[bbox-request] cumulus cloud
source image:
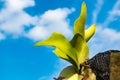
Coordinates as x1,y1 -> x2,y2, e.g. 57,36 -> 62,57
0,10 -> 36,36
4,0 -> 35,10
92,0 -> 104,23
0,1 -> 75,80
0,1 -> 74,79
0,0 -> 74,40
90,0 -> 120,57
89,24 -> 120,58
26,8 -> 74,41
0,32 -> 5,40
103,0 -> 120,26
0,0 -> 35,37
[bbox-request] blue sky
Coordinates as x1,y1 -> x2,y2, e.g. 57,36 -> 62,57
0,0 -> 120,80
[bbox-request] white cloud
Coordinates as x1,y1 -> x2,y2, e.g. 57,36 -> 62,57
26,26 -> 48,40
0,0 -> 74,79
0,0 -> 74,40
103,0 -> 120,27
0,0 -> 35,37
0,32 -> 5,40
89,24 -> 120,58
4,0 -> 35,11
0,10 -> 36,36
92,0 -> 104,23
26,8 -> 74,41
90,0 -> 120,57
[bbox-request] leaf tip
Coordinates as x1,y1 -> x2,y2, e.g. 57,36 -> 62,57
82,2 -> 86,9
92,24 -> 96,31
82,2 -> 86,6
93,24 -> 96,27
34,42 -> 41,46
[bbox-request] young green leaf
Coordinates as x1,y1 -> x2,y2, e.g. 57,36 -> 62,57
34,32 -> 78,64
35,2 -> 97,79
53,48 -> 77,67
85,24 -> 96,42
59,66 -> 83,80
74,2 -> 86,36
70,34 -> 89,68
53,48 -> 69,61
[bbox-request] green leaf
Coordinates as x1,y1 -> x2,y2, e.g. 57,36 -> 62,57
85,24 -> 96,42
34,2 -> 96,72
70,34 -> 89,69
70,34 -> 83,52
74,2 -> 86,36
53,48 -> 69,60
78,40 -> 89,64
59,66 -> 83,80
35,32 -> 77,64
53,49 -> 77,67
59,66 -> 96,80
